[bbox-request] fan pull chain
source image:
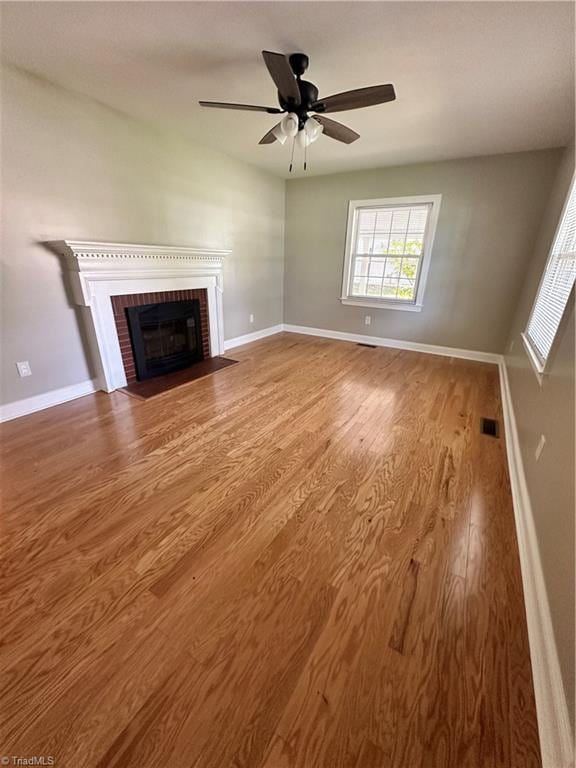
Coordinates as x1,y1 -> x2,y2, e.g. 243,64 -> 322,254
304,139 -> 307,172
289,136 -> 296,173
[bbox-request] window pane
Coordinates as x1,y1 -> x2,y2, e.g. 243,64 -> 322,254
358,210 -> 377,233
382,281 -> 398,298
352,277 -> 367,295
369,259 -> 385,278
356,235 -> 373,254
384,257 -> 402,277
367,278 -> 383,296
409,207 -> 429,230
401,258 -> 419,280
376,210 -> 393,231
354,257 -> 369,277
398,279 -> 416,300
404,237 -> 424,256
373,235 -> 390,254
391,208 -> 410,233
388,237 -> 406,255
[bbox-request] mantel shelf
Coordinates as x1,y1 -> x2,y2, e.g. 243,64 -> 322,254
56,240 -> 231,268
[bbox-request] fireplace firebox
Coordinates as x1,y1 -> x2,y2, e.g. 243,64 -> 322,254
125,300 -> 203,381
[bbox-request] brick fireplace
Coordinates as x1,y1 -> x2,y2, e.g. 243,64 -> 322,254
111,289 -> 211,384
58,240 -> 230,392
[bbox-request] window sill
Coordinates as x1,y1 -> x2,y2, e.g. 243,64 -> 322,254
340,296 -> 423,312
521,332 -> 546,387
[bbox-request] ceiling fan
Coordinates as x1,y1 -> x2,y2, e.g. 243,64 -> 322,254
199,51 -> 396,170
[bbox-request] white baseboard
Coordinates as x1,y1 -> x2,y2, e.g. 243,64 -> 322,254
499,360 -> 574,768
225,322 -> 503,364
282,323 -> 502,364
223,324 -> 284,351
0,324 -> 285,422
1,325 -> 497,423
0,379 -> 98,423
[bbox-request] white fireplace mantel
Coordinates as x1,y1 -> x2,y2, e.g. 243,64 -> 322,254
57,240 -> 230,393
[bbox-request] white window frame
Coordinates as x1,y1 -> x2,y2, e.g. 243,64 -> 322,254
340,194 -> 442,312
521,172 -> 576,385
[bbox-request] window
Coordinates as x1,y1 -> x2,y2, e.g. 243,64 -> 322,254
523,174 -> 576,378
341,195 -> 442,311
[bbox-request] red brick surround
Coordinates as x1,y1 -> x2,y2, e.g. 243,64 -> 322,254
111,289 -> 210,384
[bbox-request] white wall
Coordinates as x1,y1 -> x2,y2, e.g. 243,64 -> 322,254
505,144 -> 575,732
284,151 -> 563,353
0,65 -> 285,405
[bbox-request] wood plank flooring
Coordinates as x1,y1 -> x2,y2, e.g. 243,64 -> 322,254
0,333 -> 541,767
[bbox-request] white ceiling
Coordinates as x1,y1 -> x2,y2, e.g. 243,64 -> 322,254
1,1 -> 574,178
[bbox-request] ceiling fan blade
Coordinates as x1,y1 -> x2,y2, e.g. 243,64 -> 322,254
262,51 -> 301,105
259,124 -> 280,144
199,101 -> 282,114
314,115 -> 360,144
313,84 -> 396,113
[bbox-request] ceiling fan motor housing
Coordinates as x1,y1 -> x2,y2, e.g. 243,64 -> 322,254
279,79 -> 320,128
288,53 -> 309,76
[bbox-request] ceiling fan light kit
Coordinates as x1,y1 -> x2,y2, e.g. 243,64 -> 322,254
280,112 -> 299,138
271,112 -> 299,150
200,50 -> 396,172
271,123 -> 288,145
304,117 -> 324,143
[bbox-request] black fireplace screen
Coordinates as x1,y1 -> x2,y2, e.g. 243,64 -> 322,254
125,300 -> 203,381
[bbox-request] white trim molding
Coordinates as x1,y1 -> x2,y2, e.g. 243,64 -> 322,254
224,324 -> 284,351
0,380 -> 97,423
521,331 -> 546,386
0,324 -> 501,421
56,240 -> 230,393
523,172 -> 576,378
341,194 -> 442,312
340,296 -> 423,312
282,324 -> 501,364
499,359 -> 574,768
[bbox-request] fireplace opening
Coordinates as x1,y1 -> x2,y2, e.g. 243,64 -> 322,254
125,300 -> 203,381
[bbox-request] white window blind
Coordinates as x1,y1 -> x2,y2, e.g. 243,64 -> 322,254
525,176 -> 576,369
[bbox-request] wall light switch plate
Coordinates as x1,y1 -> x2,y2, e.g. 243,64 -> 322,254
16,361 -> 32,377
535,434 -> 546,461
509,339 -> 515,352
364,315 -> 371,326
249,314 -> 254,324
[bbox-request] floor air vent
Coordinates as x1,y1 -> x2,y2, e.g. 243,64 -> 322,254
481,417 -> 499,438
357,343 -> 377,348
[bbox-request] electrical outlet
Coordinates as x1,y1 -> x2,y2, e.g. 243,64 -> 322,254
249,314 -> 254,324
16,361 -> 32,377
364,315 -> 371,326
535,434 -> 546,461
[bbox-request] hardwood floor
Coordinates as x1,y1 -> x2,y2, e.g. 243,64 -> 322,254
0,333 -> 541,767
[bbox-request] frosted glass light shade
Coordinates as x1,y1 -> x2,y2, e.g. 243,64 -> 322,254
296,129 -> 309,148
281,113 -> 299,138
304,117 -> 324,144
272,123 -> 288,145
